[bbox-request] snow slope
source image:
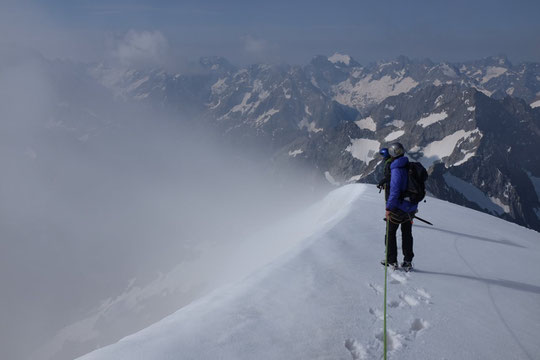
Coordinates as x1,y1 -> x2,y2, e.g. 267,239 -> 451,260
78,184 -> 540,360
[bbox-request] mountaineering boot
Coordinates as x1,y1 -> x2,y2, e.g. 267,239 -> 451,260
381,260 -> 398,269
401,261 -> 413,272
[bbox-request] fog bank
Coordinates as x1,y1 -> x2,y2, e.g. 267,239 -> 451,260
0,48 -> 327,360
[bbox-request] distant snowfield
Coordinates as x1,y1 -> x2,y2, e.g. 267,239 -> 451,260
78,185 -> 540,360
211,78 -> 227,95
482,66 -> 508,84
328,53 -> 351,65
288,149 -> 303,157
332,75 -> 418,109
346,138 -> 381,164
419,129 -> 481,168
417,111 -> 448,128
386,119 -> 404,128
384,130 -> 405,142
355,116 -> 376,131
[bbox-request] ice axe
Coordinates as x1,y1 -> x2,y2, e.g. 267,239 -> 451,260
412,215 -> 433,226
382,215 -> 433,226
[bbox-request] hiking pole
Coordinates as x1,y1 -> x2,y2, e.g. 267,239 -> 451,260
413,215 -> 433,226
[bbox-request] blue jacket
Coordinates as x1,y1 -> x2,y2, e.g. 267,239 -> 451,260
386,156 -> 418,213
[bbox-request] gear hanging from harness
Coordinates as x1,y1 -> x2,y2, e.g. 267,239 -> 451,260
387,208 -> 415,224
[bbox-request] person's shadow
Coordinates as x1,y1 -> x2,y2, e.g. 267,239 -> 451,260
413,269 -> 540,295
413,225 -> 537,360
415,224 -> 526,248
413,225 -> 538,293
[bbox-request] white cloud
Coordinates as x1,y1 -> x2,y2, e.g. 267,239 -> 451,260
239,35 -> 281,64
242,35 -> 267,55
114,30 -> 170,68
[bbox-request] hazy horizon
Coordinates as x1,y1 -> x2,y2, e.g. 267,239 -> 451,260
1,0 -> 539,70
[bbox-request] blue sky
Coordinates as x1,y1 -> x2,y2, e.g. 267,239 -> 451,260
2,0 -> 540,66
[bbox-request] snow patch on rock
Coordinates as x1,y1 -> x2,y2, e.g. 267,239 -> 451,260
386,120 -> 405,128
434,95 -> 444,107
384,130 -> 405,142
490,197 -> 510,214
355,117 -> 376,131
288,149 -> 303,157
282,87 -> 291,99
211,78 -> 227,95
328,53 -> 351,65
441,64 -> 457,78
453,151 -> 476,166
482,67 -> 508,84
346,138 -> 381,164
417,112 -> 448,128
299,118 -> 323,133
348,174 -> 362,183
126,76 -> 150,93
231,93 -> 253,114
419,129 -> 480,168
332,75 -> 418,109
255,109 -> 279,126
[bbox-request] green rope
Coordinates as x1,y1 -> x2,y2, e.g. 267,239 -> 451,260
383,217 -> 389,360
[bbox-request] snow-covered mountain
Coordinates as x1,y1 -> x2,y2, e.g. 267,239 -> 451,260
96,54 -> 540,113
77,184 -> 540,360
87,54 -> 540,232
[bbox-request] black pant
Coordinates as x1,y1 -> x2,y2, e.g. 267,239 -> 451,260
385,220 -> 414,263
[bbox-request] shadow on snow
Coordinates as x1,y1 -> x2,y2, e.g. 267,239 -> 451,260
415,224 -> 526,249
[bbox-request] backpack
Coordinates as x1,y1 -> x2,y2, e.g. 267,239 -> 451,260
401,162 -> 428,204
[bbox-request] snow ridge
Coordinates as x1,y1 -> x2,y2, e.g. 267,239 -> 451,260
77,185 -> 540,360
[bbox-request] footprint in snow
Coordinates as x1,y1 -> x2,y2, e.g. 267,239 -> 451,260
389,272 -> 407,285
368,282 -> 383,295
410,318 -> 429,335
344,339 -> 367,360
415,288 -> 432,304
375,329 -> 404,352
362,266 -> 433,358
369,307 -> 384,320
399,292 -> 419,307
